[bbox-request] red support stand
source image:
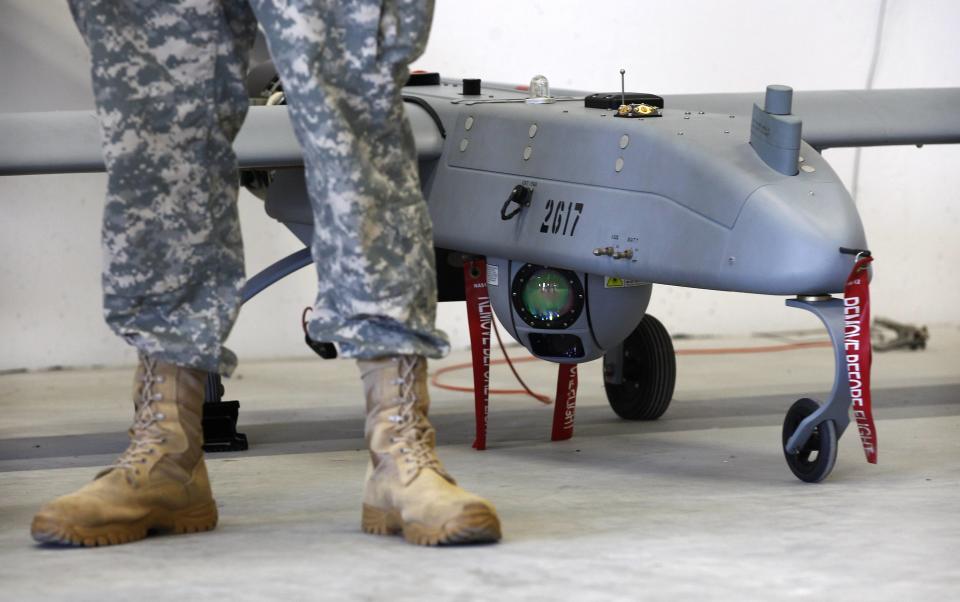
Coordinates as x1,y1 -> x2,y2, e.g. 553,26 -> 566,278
551,364 -> 578,441
462,257 -> 580,447
845,255 -> 877,463
463,258 -> 491,450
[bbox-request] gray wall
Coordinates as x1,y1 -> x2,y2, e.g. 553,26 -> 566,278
2,0 -> 959,371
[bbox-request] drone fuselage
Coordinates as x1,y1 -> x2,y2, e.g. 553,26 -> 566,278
412,83 -> 867,297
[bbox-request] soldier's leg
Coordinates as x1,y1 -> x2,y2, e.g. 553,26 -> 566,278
31,0 -> 258,547
252,0 -> 500,545
250,0 -> 449,360
72,0 -> 258,376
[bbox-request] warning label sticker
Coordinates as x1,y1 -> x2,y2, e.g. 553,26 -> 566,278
487,264 -> 499,286
604,276 -> 647,288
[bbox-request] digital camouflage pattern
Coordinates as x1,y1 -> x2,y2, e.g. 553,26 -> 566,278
69,0 -> 448,375
250,0 -> 448,361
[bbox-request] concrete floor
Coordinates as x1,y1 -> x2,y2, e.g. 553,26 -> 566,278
1,327 -> 958,601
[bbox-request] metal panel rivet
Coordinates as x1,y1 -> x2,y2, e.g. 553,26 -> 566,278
619,134 -> 629,149
529,124 -> 538,138
523,145 -> 533,160
459,139 -> 469,152
464,116 -> 475,130
615,157 -> 624,172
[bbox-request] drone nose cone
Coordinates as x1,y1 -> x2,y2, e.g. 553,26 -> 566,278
728,176 -> 867,295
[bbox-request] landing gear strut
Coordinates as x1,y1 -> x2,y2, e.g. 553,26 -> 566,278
781,291 -> 874,483
200,247 -> 314,452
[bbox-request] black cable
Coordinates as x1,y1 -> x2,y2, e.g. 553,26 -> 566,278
402,95 -> 446,139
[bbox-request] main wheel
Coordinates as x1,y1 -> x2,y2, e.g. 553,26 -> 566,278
782,398 -> 838,483
603,314 -> 676,420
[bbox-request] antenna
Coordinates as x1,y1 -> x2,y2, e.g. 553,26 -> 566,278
620,69 -> 626,107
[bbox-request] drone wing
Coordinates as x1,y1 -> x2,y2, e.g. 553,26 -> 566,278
0,103 -> 444,176
663,88 -> 960,150
4,88 -> 955,175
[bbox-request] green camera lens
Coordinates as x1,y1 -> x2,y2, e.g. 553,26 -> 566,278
520,269 -> 574,323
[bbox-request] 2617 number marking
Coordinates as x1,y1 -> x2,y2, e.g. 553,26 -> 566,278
540,200 -> 583,237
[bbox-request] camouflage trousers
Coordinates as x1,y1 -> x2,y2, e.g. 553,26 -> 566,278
69,0 -> 449,375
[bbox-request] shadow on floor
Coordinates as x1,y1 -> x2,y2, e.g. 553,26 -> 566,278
2,384 -> 957,471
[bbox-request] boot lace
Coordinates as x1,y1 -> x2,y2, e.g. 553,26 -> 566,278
108,356 -> 167,481
389,357 -> 444,473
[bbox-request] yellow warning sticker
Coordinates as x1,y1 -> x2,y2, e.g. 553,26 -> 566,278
604,277 -> 647,288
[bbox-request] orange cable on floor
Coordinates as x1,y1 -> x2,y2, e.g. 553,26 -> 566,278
430,336 -> 831,400
674,340 -> 831,355
430,320 -> 552,403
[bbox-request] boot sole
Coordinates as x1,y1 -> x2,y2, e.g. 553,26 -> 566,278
361,503 -> 501,546
30,500 -> 218,547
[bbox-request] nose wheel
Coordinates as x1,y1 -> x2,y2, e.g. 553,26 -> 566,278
602,314 -> 676,420
782,398 -> 838,483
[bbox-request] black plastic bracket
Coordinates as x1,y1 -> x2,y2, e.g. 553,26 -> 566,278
202,373 -> 248,453
584,92 -> 664,110
305,335 -> 338,359
500,184 -> 532,220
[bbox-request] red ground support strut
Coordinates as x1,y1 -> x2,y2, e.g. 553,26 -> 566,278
550,364 -> 578,441
463,259 -> 491,450
844,256 -> 877,463
462,258 -> 580,448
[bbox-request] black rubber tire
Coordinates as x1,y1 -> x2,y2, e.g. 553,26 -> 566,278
782,398 -> 838,483
603,314 -> 676,420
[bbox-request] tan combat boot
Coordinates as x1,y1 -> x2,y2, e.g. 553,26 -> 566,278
30,356 -> 218,546
359,355 -> 501,545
